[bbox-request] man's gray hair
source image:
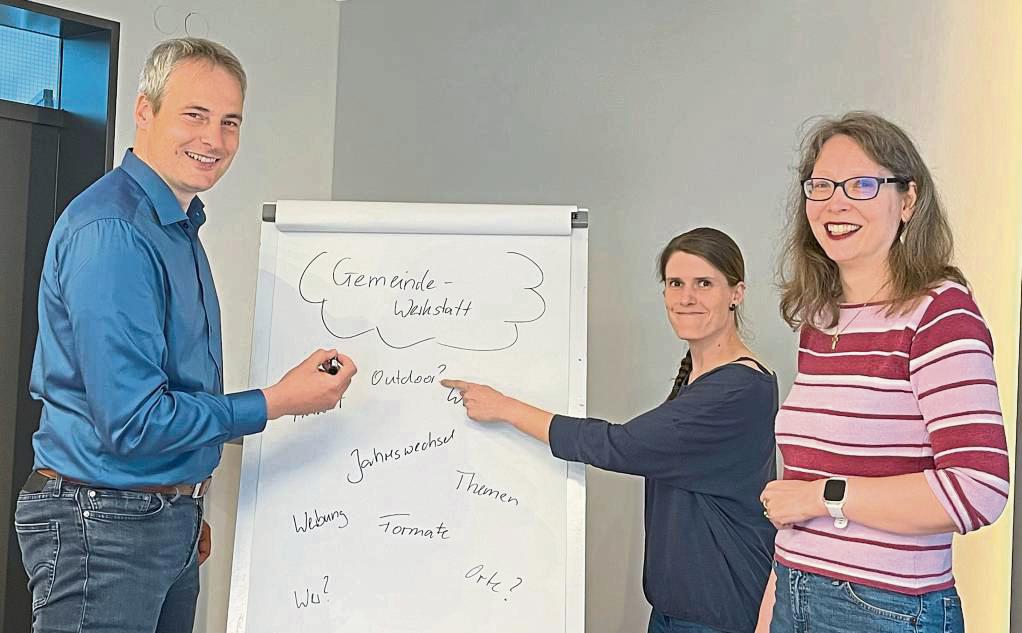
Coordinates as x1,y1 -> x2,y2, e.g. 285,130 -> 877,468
139,37 -> 246,111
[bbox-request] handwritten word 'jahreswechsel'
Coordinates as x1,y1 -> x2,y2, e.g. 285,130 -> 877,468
347,428 -> 456,485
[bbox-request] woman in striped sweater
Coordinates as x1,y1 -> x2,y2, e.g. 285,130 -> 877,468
757,112 -> 1008,633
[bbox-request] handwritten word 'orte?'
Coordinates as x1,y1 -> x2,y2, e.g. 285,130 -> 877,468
465,564 -> 523,601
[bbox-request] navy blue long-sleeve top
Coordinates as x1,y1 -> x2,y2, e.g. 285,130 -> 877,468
549,362 -> 778,633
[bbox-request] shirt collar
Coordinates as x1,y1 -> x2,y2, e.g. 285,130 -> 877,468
120,149 -> 206,227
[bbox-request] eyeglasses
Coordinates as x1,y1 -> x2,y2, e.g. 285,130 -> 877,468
802,176 -> 910,201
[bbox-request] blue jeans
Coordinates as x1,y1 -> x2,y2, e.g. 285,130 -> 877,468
770,561 -> 964,633
15,475 -> 203,633
648,610 -> 727,633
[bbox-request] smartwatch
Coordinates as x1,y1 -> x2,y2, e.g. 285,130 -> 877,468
823,477 -> 848,528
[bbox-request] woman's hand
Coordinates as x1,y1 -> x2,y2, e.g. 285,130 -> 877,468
760,479 -> 827,529
440,379 -> 513,422
439,379 -> 555,443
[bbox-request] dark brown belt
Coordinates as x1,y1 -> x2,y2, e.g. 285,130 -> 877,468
36,468 -> 211,499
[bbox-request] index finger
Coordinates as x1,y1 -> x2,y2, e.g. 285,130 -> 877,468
440,379 -> 470,390
306,348 -> 338,367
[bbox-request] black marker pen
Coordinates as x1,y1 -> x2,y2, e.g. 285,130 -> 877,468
318,357 -> 342,375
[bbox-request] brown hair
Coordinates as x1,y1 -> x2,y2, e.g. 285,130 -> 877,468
778,111 -> 967,329
658,227 -> 747,399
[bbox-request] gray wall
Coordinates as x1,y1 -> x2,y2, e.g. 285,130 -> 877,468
330,1 -> 956,631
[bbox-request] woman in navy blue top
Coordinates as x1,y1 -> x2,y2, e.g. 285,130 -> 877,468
443,227 -> 778,633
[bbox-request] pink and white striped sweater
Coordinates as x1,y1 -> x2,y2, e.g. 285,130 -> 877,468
774,280 -> 1009,594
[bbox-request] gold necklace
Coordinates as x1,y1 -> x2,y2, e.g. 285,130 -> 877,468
830,283 -> 889,351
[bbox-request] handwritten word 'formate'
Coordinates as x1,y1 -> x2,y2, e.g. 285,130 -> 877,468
377,513 -> 450,540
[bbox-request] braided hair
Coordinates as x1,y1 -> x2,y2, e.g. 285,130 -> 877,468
666,351 -> 693,401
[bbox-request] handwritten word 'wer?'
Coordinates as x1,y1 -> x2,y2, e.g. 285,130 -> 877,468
297,251 -> 547,351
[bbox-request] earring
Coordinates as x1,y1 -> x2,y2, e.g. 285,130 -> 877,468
728,304 -> 737,312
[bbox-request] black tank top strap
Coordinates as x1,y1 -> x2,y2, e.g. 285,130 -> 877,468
731,355 -> 772,375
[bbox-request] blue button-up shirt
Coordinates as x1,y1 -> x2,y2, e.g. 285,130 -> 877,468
29,149 -> 266,488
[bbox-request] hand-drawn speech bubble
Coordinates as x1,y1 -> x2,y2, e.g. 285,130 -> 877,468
297,251 -> 547,351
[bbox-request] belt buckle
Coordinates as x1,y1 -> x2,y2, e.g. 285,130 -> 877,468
191,478 -> 211,499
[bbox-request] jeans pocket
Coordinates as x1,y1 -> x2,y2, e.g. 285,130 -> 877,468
942,594 -> 964,633
80,488 -> 165,521
842,582 -> 921,623
14,521 -> 60,610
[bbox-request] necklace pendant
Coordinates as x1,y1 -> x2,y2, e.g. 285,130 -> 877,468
831,334 -> 839,350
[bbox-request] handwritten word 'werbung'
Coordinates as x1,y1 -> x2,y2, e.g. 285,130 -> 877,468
292,507 -> 349,534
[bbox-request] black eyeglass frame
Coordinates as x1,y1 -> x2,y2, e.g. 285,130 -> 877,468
801,176 -> 911,201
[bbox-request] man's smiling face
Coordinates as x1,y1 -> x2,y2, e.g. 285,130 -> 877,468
134,58 -> 244,208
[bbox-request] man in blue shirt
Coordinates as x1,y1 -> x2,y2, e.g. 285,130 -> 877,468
16,38 -> 357,633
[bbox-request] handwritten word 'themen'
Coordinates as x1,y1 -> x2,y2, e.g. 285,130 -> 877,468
455,470 -> 520,506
